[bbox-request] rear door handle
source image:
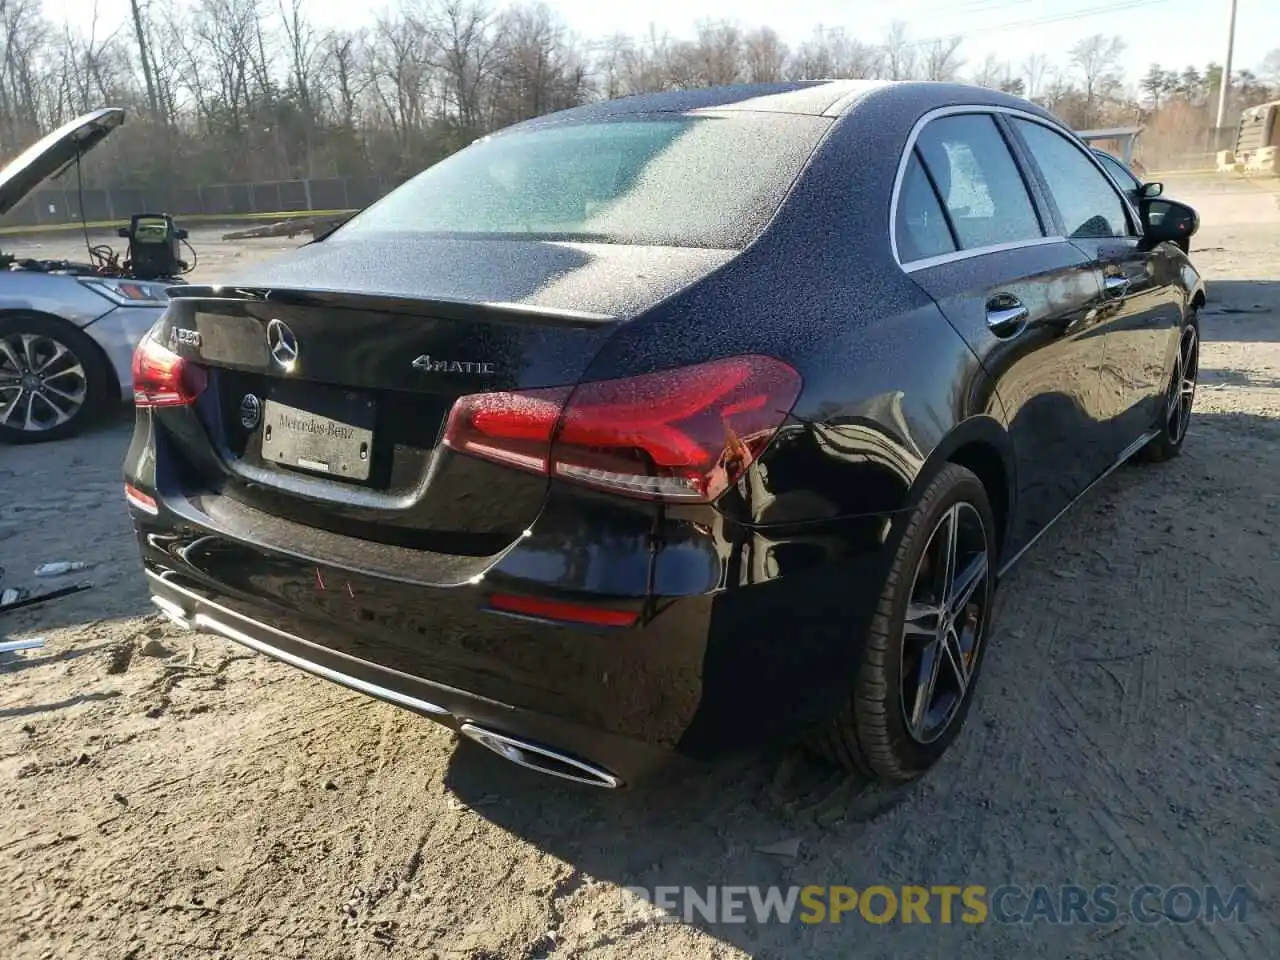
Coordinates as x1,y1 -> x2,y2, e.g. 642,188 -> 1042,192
986,296 -> 1029,337
1103,274 -> 1130,297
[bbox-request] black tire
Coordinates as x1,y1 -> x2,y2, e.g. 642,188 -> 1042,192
1139,313 -> 1199,464
813,463 -> 997,782
0,312 -> 110,444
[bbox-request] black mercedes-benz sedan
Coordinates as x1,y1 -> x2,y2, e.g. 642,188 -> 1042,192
124,80 -> 1205,789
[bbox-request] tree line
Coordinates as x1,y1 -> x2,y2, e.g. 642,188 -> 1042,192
2,0 -> 1279,191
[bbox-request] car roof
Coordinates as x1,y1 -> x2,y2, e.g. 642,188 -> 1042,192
507,80 -> 1061,129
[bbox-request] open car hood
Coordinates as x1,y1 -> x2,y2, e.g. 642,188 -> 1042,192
0,107 -> 125,218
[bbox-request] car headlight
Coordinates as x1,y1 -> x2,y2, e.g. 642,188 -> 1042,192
79,277 -> 171,306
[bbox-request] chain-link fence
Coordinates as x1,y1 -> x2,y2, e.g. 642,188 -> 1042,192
2,176 -> 398,229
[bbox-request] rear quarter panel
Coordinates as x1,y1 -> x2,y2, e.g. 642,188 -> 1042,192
579,96 -> 1001,534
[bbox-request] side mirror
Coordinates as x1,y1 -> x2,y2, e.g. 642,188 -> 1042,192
117,226 -> 129,238
1140,182 -> 1163,199
1141,197 -> 1198,246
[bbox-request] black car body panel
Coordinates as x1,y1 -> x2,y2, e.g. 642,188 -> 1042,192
209,238 -> 741,322
125,80 -> 1202,785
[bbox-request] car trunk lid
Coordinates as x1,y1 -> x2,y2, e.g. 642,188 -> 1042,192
157,238 -> 737,560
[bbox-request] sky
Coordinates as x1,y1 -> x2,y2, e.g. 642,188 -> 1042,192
38,0 -> 1280,88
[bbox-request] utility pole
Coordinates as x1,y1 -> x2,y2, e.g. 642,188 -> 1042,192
1214,0 -> 1239,133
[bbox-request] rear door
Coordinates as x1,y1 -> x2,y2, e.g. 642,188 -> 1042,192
895,110 -> 1111,558
1008,117 -> 1184,460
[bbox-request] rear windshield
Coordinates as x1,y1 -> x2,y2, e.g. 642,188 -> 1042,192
331,113 -> 831,249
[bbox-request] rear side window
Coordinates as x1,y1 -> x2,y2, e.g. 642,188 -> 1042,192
1013,120 -> 1132,239
914,114 -> 1044,250
330,113 -> 832,249
895,153 -> 956,262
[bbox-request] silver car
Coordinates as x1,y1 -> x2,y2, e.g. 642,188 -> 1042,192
1,108 -> 171,443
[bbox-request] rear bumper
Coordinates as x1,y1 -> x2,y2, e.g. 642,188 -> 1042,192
127,427 -> 898,786
145,567 -> 664,787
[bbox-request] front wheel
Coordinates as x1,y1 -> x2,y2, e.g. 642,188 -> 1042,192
1139,317 -> 1199,463
813,463 -> 997,782
0,314 -> 109,444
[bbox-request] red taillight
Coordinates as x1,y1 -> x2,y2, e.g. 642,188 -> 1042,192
131,335 -> 207,407
124,483 -> 158,514
488,593 -> 639,627
442,356 -> 801,502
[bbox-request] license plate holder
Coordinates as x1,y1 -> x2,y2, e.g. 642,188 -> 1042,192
261,389 -> 376,481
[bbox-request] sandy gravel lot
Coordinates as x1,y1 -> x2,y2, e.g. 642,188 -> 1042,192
3,185 -> 1279,959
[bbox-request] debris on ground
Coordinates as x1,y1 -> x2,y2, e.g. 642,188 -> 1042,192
221,214 -> 348,241
0,636 -> 45,654
33,561 -> 88,577
138,637 -> 173,658
1,586 -> 29,607
754,837 -> 802,859
0,582 -> 93,613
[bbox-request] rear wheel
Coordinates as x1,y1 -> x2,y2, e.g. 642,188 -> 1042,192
1139,317 -> 1198,463
814,463 -> 996,782
0,313 -> 109,444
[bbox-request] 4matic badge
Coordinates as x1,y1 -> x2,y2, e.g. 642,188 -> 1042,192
411,355 -> 495,375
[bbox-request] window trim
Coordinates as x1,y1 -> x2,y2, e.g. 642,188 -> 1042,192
1093,150 -> 1141,193
888,104 -> 1139,270
894,148 -> 961,261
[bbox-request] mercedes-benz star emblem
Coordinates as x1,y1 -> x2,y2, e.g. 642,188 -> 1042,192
239,393 -> 262,429
266,318 -> 298,371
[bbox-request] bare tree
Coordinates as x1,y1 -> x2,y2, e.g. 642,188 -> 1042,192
428,0 -> 505,131
128,0 -> 160,118
490,3 -> 587,127
685,20 -> 743,87
1022,52 -> 1049,100
741,26 -> 787,83
971,53 -> 1005,90
789,26 -> 882,81
1070,33 -> 1126,127
882,21 -> 916,81
367,11 -> 433,147
921,38 -> 964,82
1,4 -> 1276,209
606,26 -> 676,96
1260,48 -> 1280,86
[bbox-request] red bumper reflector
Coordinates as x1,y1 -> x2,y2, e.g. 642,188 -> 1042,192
124,483 -> 158,514
487,593 -> 639,628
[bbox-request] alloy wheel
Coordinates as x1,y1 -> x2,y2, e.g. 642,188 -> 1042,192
1166,325 -> 1198,445
0,332 -> 89,433
899,501 -> 990,745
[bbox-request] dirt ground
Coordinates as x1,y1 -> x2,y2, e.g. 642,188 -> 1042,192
3,183 -> 1280,959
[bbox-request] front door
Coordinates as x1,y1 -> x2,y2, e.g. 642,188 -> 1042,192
1006,117 -> 1185,461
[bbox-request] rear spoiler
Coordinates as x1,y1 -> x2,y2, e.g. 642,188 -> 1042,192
164,285 -> 617,329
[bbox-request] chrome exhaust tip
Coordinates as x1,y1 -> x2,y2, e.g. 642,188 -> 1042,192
458,723 -> 622,789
